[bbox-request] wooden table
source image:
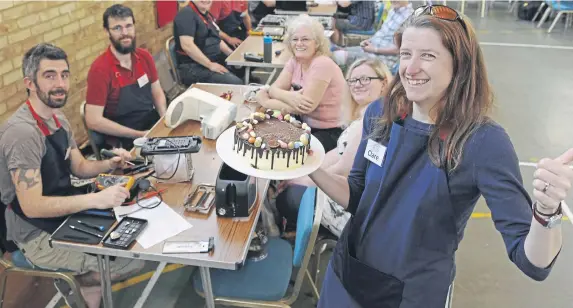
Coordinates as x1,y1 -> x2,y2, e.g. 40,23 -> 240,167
275,3 -> 338,16
51,84 -> 270,308
308,3 -> 338,15
258,14 -> 334,30
226,36 -> 290,85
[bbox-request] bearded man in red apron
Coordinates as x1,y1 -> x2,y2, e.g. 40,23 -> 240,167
85,4 -> 167,150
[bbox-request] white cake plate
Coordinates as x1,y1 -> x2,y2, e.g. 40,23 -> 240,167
216,126 -> 326,180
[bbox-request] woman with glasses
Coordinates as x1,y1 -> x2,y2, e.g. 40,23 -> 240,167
273,58 -> 391,237
255,15 -> 346,152
308,5 -> 573,307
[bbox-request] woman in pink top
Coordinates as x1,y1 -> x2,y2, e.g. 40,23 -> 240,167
255,15 -> 346,152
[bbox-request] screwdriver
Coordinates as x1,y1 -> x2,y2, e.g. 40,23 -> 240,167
69,225 -> 103,238
77,220 -> 105,232
100,149 -> 135,166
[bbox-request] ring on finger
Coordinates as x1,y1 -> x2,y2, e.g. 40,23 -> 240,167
542,182 -> 550,193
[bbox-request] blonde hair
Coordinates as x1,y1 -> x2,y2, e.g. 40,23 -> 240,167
343,58 -> 392,124
283,14 -> 331,58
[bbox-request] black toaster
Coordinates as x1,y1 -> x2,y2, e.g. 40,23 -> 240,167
215,163 -> 257,217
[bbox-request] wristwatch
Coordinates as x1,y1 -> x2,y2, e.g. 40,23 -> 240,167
532,201 -> 563,229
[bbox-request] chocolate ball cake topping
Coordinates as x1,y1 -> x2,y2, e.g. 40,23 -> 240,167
233,109 -> 313,170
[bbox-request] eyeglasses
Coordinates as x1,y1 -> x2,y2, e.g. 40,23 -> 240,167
347,76 -> 383,86
290,37 -> 312,44
413,5 -> 467,33
109,24 -> 134,33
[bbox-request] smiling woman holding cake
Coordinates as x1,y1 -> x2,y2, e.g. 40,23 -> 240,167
255,15 -> 346,153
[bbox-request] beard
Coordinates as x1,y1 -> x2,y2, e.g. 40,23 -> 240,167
111,34 -> 136,54
35,81 -> 68,109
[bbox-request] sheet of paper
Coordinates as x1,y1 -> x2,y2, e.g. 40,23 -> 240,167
113,197 -> 192,249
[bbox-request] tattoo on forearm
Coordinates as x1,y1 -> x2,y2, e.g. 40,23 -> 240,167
11,169 -> 40,190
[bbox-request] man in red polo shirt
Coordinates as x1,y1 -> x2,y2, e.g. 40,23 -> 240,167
210,0 -> 251,48
85,4 -> 167,150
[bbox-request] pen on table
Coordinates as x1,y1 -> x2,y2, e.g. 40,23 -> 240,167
77,220 -> 105,231
69,225 -> 103,238
100,149 -> 136,166
83,209 -> 114,217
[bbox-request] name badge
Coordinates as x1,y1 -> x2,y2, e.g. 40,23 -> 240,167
137,74 -> 149,88
364,139 -> 386,167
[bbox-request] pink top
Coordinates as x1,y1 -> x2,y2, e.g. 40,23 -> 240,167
284,55 -> 345,129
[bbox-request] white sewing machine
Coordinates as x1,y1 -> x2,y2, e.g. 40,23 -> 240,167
164,87 -> 238,140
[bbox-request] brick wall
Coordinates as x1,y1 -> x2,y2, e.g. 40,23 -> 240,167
0,1 -> 173,145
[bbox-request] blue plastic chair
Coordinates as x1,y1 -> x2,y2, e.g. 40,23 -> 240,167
536,0 -> 573,32
346,3 -> 385,36
547,0 -> 573,33
192,187 -> 323,307
0,250 -> 86,307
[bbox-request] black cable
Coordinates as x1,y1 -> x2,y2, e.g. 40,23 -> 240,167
117,138 -> 185,217
135,184 -> 163,210
148,138 -> 181,181
118,179 -> 163,217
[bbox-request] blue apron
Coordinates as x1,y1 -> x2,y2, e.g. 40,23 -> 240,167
319,117 -> 455,308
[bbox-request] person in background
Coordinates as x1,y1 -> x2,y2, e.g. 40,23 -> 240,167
275,58 -> 391,237
0,43 -> 143,308
249,0 -> 276,28
210,0 -> 251,49
333,0 -> 413,71
173,0 -> 243,86
255,15 -> 346,153
311,5 -> 572,307
331,1 -> 376,45
86,4 -> 166,150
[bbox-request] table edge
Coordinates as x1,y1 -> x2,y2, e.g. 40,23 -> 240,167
51,179 -> 270,271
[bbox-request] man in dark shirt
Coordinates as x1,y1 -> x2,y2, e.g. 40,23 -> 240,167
248,0 -> 276,28
173,0 -> 243,86
331,1 -> 375,45
210,0 -> 251,49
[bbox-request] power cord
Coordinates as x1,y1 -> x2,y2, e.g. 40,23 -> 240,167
117,138 -> 182,217
134,179 -> 162,210
118,178 -> 163,218
147,138 -> 181,181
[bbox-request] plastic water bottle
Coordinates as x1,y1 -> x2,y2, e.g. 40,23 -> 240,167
263,35 -> 272,63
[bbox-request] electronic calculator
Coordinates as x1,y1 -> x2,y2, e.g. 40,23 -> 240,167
102,217 -> 148,250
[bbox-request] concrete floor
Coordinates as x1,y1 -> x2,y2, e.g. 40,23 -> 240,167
38,3 -> 573,308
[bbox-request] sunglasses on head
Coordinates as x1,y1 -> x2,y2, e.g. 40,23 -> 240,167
414,5 -> 467,33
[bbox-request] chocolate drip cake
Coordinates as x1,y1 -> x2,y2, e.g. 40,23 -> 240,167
233,109 -> 313,170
